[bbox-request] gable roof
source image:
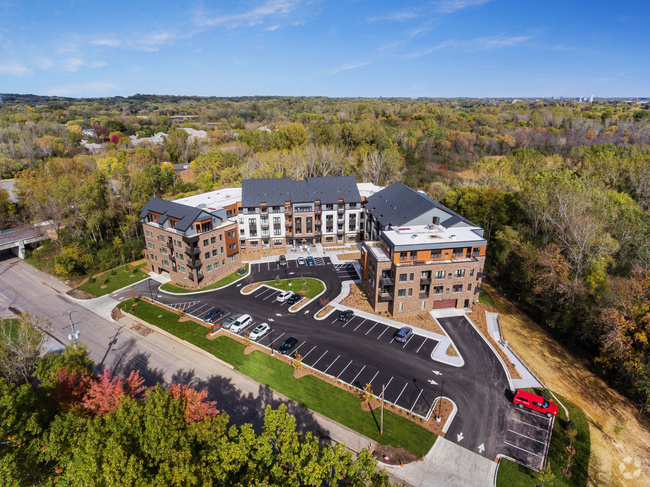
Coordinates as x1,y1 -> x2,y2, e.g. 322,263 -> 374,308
242,176 -> 361,207
365,182 -> 475,228
139,197 -> 220,232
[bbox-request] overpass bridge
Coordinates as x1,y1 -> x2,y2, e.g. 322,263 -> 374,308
0,225 -> 51,259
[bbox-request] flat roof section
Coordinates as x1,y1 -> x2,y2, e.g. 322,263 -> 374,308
364,241 -> 391,262
382,224 -> 486,250
356,182 -> 385,199
173,188 -> 242,211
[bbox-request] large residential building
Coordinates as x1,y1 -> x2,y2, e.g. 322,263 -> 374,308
140,198 -> 241,289
359,183 -> 486,314
239,177 -> 364,249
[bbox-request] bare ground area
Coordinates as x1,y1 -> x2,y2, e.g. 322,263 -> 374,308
337,251 -> 361,260
484,283 -> 650,487
340,283 -> 376,314
241,248 -> 286,260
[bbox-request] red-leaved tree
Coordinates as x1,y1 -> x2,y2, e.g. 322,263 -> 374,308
52,369 -> 92,409
109,134 -> 120,145
168,384 -> 219,423
82,369 -> 145,416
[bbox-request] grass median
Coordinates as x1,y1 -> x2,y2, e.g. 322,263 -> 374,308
264,277 -> 324,299
118,297 -> 436,457
497,391 -> 590,487
77,261 -> 148,297
160,264 -> 249,294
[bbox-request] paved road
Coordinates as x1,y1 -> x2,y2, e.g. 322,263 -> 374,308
124,256 -> 551,466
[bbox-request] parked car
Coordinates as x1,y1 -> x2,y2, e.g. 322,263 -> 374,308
279,337 -> 298,355
230,314 -> 252,333
394,326 -> 413,343
287,293 -> 301,305
338,310 -> 354,322
204,310 -> 218,322
513,390 -> 558,418
250,323 -> 270,341
297,257 -> 305,265
223,314 -> 240,329
276,290 -> 293,302
279,254 -> 287,266
306,256 -> 315,266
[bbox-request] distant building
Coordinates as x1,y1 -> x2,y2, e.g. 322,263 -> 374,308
82,128 -> 96,138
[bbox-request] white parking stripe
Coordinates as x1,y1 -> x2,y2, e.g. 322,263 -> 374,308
269,333 -> 285,345
255,288 -> 271,298
415,338 -> 428,353
337,360 -> 353,378
293,341 -> 307,353
311,351 -> 328,367
511,418 -> 549,431
192,303 -> 210,315
383,376 -> 394,392
221,311 -> 231,319
368,370 -> 379,386
516,408 -> 553,421
237,321 -> 257,333
365,322 -> 378,335
263,291 -> 279,301
411,389 -> 424,411
267,262 -> 270,271
342,317 -> 354,328
402,334 -> 414,348
503,441 -> 543,458
507,429 -> 547,444
377,326 -> 390,339
324,355 -> 340,374
353,319 -> 367,331
350,365 -> 366,385
394,383 -> 409,404
302,345 -> 318,360
331,316 -> 340,324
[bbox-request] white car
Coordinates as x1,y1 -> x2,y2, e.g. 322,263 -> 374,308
297,257 -> 305,265
230,314 -> 252,333
276,290 -> 292,302
250,323 -> 270,341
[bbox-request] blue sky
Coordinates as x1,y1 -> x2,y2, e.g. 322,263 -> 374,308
0,0 -> 648,98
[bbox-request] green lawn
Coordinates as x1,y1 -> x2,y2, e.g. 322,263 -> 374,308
264,277 -> 324,299
497,391 -> 590,487
77,262 -> 148,297
479,290 -> 497,309
160,264 -> 249,294
118,298 -> 436,457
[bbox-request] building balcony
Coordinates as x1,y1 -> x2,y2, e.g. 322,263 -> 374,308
474,286 -> 483,294
315,208 -> 322,214
184,246 -> 200,257
419,292 -> 430,299
337,208 -> 345,214
420,278 -> 431,285
188,273 -> 194,281
380,277 -> 394,286
187,260 -> 203,270
197,273 -> 204,283
337,230 -> 345,235
477,272 -> 486,279
166,240 -> 174,250
286,231 -> 293,237
378,292 -> 394,302
170,254 -> 176,262
285,208 -> 292,215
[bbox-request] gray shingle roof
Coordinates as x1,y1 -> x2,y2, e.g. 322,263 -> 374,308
242,177 -> 361,207
365,182 -> 476,228
140,198 -> 219,232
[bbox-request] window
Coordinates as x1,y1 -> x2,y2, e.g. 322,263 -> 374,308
162,247 -> 168,255
398,303 -> 403,311
470,268 -> 475,277
452,284 -> 463,293
203,252 -> 208,260
221,247 -> 224,253
206,264 -> 212,271
212,249 -> 218,257
408,288 -> 413,296
211,236 -> 216,244
222,259 -> 225,266
163,259 -> 170,267
421,271 -> 428,277
400,252 -> 408,261
435,270 -> 445,279
295,217 -> 302,234
399,273 -> 407,282
421,301 -> 426,310
181,265 -> 186,273
455,269 -> 466,278
452,248 -> 464,257
240,229 -> 246,235
229,243 -> 236,251
306,217 -> 312,233
326,237 -> 333,243
214,261 -> 219,268
433,286 -> 444,294
274,239 -> 282,245
250,241 -> 258,248
467,283 -> 472,291
150,253 -> 154,260
274,228 -> 281,236
179,254 -> 184,261
176,240 -> 182,247
410,251 -> 417,260
203,239 -> 209,247
430,249 -> 442,259
473,247 -> 481,256
230,255 -> 236,262
228,231 -> 235,239
398,289 -> 406,297
409,273 -> 414,281
220,234 -> 223,241
148,242 -> 152,249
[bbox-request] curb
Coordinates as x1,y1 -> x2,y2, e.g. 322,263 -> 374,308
157,265 -> 251,296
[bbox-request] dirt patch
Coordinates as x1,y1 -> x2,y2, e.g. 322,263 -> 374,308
372,444 -> 419,466
445,343 -> 459,357
178,314 -> 193,322
111,307 -> 123,321
293,366 -> 311,379
483,282 -> 650,487
399,312 -> 446,335
337,251 -> 361,260
469,302 -> 521,380
100,285 -> 107,289
67,289 -> 95,300
242,282 -> 263,293
130,322 -> 153,336
289,297 -> 310,312
340,283 -> 377,315
315,305 -> 335,318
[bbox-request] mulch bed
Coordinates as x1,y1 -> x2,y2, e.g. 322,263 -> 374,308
372,444 -> 419,466
67,289 -> 95,300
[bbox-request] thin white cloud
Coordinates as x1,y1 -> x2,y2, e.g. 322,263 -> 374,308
63,58 -> 85,72
92,38 -> 121,47
266,24 -> 281,31
435,0 -> 492,14
197,0 -> 302,28
36,58 -> 54,70
315,61 -> 370,77
89,61 -> 106,68
0,62 -> 32,76
43,82 -> 118,97
473,35 -> 530,48
404,41 -> 453,59
367,10 -> 419,23
404,35 -> 530,58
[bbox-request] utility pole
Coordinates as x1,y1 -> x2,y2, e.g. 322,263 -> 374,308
269,328 -> 274,355
147,278 -> 154,303
436,380 -> 446,422
380,384 -> 385,435
60,309 -> 80,349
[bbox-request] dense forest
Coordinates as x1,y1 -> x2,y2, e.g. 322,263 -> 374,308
1,94 -> 650,412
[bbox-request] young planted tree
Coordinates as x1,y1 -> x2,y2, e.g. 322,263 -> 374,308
0,313 -> 52,384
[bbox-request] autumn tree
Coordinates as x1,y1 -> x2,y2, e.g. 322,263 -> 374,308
0,312 -> 52,384
82,369 -> 146,416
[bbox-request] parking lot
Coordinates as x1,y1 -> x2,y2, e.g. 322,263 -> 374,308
501,408 -> 554,470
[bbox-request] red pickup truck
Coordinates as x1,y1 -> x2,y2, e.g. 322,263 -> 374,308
513,390 -> 558,418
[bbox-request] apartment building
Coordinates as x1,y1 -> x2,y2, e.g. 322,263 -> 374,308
140,198 -> 241,289
360,183 -> 487,314
239,177 -> 364,249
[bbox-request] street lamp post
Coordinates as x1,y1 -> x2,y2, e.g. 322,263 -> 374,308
268,327 -> 274,355
147,278 -> 154,303
60,309 -> 79,349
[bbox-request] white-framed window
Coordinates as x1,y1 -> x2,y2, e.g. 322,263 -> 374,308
398,303 -> 403,311
398,289 -> 406,297
214,261 -> 219,268
421,301 -> 426,309
181,265 -> 186,273
206,264 -> 212,271
230,255 -> 236,262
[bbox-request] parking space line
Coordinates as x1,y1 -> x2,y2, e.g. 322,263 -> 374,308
503,441 -> 543,458
267,262 -> 270,271
269,333 -> 285,345
255,288 -> 271,298
365,322 -> 378,335
201,306 -> 216,317
293,341 -> 307,353
324,355 -> 340,374
516,408 -> 552,421
263,291 -> 279,301
302,345 -> 318,360
192,303 -> 210,315
331,316 -> 340,324
383,376 -> 394,392
353,319 -> 367,331
350,365 -> 366,385
237,321 -> 257,334
377,326 -> 390,339
368,370 -> 379,386
411,389 -> 424,411
341,318 -> 354,328
511,418 -> 549,431
507,429 -> 547,444
415,338 -> 428,353
390,337 -> 396,344
337,360 -> 353,378
394,383 -> 409,404
402,334 -> 415,348
221,311 -> 231,319
311,351 -> 328,367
